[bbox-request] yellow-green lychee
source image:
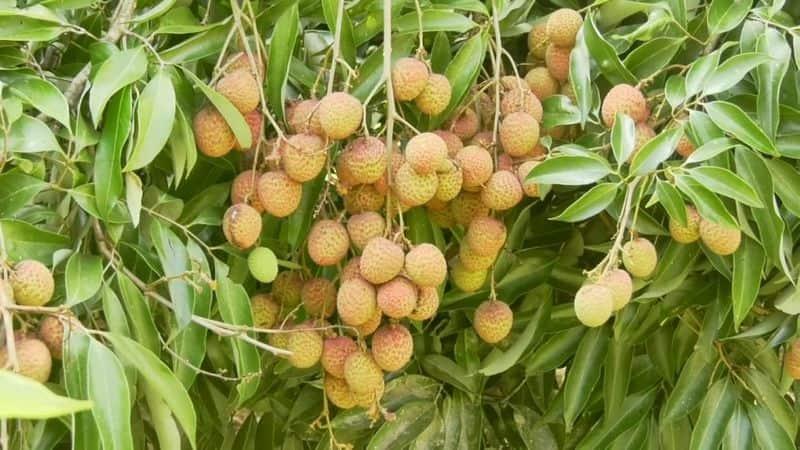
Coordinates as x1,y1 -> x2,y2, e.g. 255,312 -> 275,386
343,351 -> 384,395
318,92 -> 363,140
786,340 -> 800,380
347,212 -> 385,251
248,246 -> 279,283
481,170 -> 524,211
622,237 -> 658,278
325,375 -> 358,409
272,270 -> 304,307
450,260 -> 488,292
353,307 -> 383,337
409,287 -> 440,321
415,74 -> 452,116
459,244 -> 497,271
527,21 -> 549,59
10,260 -> 54,307
343,184 -> 384,214
669,206 -> 701,244
450,191 -> 490,226
372,324 -> 413,371
286,326 -> 323,368
699,219 -> 741,256
307,219 -> 350,267
574,284 -> 614,327
405,132 -> 448,175
473,300 -> 513,344
193,106 -> 235,157
251,293 -> 281,328
393,162 -> 439,207
359,237 -> 405,284
595,269 -> 633,311
435,160 -> 463,202
525,67 -> 560,100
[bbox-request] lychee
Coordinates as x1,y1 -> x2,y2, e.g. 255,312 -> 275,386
393,162 -> 439,206
225,52 -> 265,79
325,375 -> 357,409
343,184 -> 384,214
353,307 -> 383,337
318,92 -> 363,140
339,137 -> 387,184
0,337 -> 52,383
256,170 -> 302,218
527,21 -> 549,60
677,133 -> 696,158
525,67 -> 560,100
455,145 -> 494,190
473,300 -> 513,344
622,238 -> 658,278
251,293 -> 281,328
359,237 -> 405,284
409,287 -> 440,321
574,284 -> 614,327
340,257 -> 363,283
281,133 -> 327,182
517,160 -> 542,198
669,206 -> 701,244
392,57 -> 429,101
347,212 -> 385,251
497,153 -> 514,172
234,110 -> 263,151
377,277 -> 418,319
415,74 -> 452,116
193,106 -> 235,157
216,69 -> 260,113
500,112 -> 540,157
465,217 -> 507,257
307,220 -> 349,266
248,246 -> 279,283
405,244 -> 447,288
546,9 -> 583,47
301,278 -> 337,318
459,244 -> 497,271
596,269 -> 633,311
545,44 -> 571,82
601,84 -> 648,127
699,219 -> 741,256
372,324 -> 413,371
501,76 -> 527,91
469,131 -> 494,149
10,260 -> 54,307
481,171 -> 524,211
435,160 -> 463,202
446,108 -> 481,140
272,270 -> 304,307
786,340 -> 800,379
222,203 -> 262,249
634,123 -> 656,152
231,170 -> 264,213
343,351 -> 384,395
336,278 -> 377,326
450,191 -> 490,226
434,130 -> 464,157
427,206 -> 456,229
286,326 -> 323,368
322,336 -> 358,378
405,132 -> 448,175
286,99 -> 323,136
450,260 -> 488,292
501,88 -> 544,122
267,321 -> 294,350
38,316 -> 74,359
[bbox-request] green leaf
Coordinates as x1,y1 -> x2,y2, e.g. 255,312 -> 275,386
723,404 -> 753,450
117,274 -> 160,354
755,28 -> 790,141
479,297 -> 550,376
564,326 -> 609,431
525,327 -> 585,375
665,75 -> 686,110
642,240 -> 700,298
527,156 -> 612,185
181,69 -> 251,149
746,403 -> 794,450
105,333 -> 197,449
611,113 -> 636,164
9,77 -> 70,131
582,13 -> 636,84
704,53 -> 770,96
1,114 -> 61,154
267,3 -> 299,124
689,377 -> 737,450
395,10 -> 477,34
150,220 -> 193,328
125,172 -> 143,227
433,32 -> 488,127
552,183 -> 619,222
102,285 -> 131,338
688,166 -> 763,207
575,388 -> 657,449
629,126 -> 683,176
124,70 -> 176,171
764,158 -> 800,217
684,137 -> 737,164
662,349 -> 715,422
623,37 -> 684,80
707,0 -> 752,34
160,23 -> 231,63
88,339 -> 134,450
685,51 -> 722,98
429,32 -> 451,73
0,5 -> 70,41
420,355 -> 476,394
675,175 -> 737,228
732,237 -> 765,329
143,385 -> 182,450
95,86 -> 132,219
705,101 -> 777,155
603,338 -> 632,419
0,370 -> 92,419
65,253 -> 102,306
655,180 -> 687,226
63,331 -> 100,450
740,368 -> 796,437
89,48 -> 148,126
173,240 -> 211,388
0,219 -> 70,263
0,170 -> 47,218
542,95 -> 581,129
367,401 -> 436,450
570,32 -> 592,126
322,0 -> 355,66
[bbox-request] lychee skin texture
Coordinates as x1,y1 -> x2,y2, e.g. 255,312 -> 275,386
517,161 -> 542,198
343,184 -> 384,214
377,277 -> 418,319
466,217 -> 507,257
392,57 -> 429,101
234,110 -> 263,151
405,244 -> 447,288
669,206 -> 701,244
699,219 -> 742,256
469,130 -> 494,149
525,67 -> 560,100
193,106 -> 235,157
325,376 -> 357,409
415,74 -> 452,116
347,212 -> 386,251
450,192 -> 490,226
248,247 -> 279,283
450,260 -> 488,292
455,146 -> 494,190
0,338 -> 52,383
256,171 -> 302,218
343,352 -> 384,395
336,278 -> 377,326
286,328 -> 323,368
353,308 -> 383,337
222,204 -> 262,250
459,244 -> 497,271
216,69 -> 260,113
435,161 -> 463,202
307,220 -> 350,267
372,324 -> 414,372
272,271 -> 304,307
225,52 -> 266,79
481,170 -> 524,211
231,170 -> 264,213
38,316 -> 69,359
340,137 -> 388,184
405,132 -> 448,175
409,287 -> 440,321
394,162 -> 439,207
359,237 -> 405,284
318,92 -> 363,140
601,84 -> 648,127
596,269 -> 633,311
501,88 -> 544,122
301,277 -> 337,318
281,133 -> 327,182
622,238 -> 658,278
574,284 -> 614,327
447,108 -> 481,140
286,99 -> 323,135
322,336 -> 359,378
676,133 -> 696,158
786,340 -> 800,379
10,260 -> 54,307
340,257 -> 363,283
500,112 -> 540,157
473,300 -> 513,344
251,294 -> 280,328
527,21 -> 549,60
434,130 -> 464,156
545,44 -> 571,82
547,9 -> 583,47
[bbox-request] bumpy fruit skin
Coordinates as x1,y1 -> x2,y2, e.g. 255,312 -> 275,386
343,352 -> 384,395
344,184 -> 384,214
392,57 -> 429,101
38,316 -> 70,359
435,161 -> 463,202
525,67 -> 560,100
234,110 -> 263,151
473,300 -> 513,344
527,21 -> 549,60
669,206 -> 701,244
545,44 -> 571,82
469,131 -> 494,149
574,284 -> 614,327
302,278 -> 337,318
318,92 -> 363,140
517,161 -> 542,198
428,206 -> 456,229
272,271 -> 304,307
322,336 -> 359,378
405,244 -> 447,288
450,191 -> 490,226
0,337 -> 52,383
466,217 -> 507,257
699,219 -> 742,256
267,321 -> 294,350
216,69 -> 260,113
359,238 -> 405,284
394,162 -> 439,206
353,307 -> 383,337
546,9 -> 583,47
347,212 -> 385,250
455,146 -> 494,190
222,204 -> 262,249
193,106 -> 235,157
286,327 -> 323,368
286,99 -> 323,135
372,324 -> 413,372
281,133 -> 327,182
434,130 -> 464,156
415,74 -> 452,115
256,171 -> 302,218
450,260 -> 488,292
251,294 -> 281,328
377,277 -> 418,319
601,84 -> 648,127
225,52 -> 265,79
248,247 -> 279,283
340,257 -> 363,283
786,340 -> 800,379
501,88 -> 543,122
336,278 -> 377,326
405,132 -> 448,175
459,244 -> 497,271
622,238 -> 658,278
481,170 -> 524,211
10,261 -> 54,307
500,112 -> 540,157
340,137 -> 387,184
231,170 -> 264,213
676,133 -> 696,158
307,220 -> 349,266
409,287 -> 440,321
596,269 -> 633,311
325,376 -> 357,409
446,108 -> 481,140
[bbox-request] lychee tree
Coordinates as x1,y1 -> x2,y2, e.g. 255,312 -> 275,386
1,0 -> 800,448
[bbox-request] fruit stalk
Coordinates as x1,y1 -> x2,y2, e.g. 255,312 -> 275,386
600,177 -> 640,275
383,0 -> 396,233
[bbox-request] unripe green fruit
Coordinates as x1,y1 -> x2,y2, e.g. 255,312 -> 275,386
574,284 -> 614,327
473,300 -> 513,344
596,269 -> 633,311
622,238 -> 658,278
248,247 -> 278,283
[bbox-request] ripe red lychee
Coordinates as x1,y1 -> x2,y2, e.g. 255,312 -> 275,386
596,269 -> 633,311
501,88 -> 543,122
574,284 -> 614,327
301,277 -> 337,318
601,84 -> 648,127
699,219 -> 742,256
251,293 -> 281,328
336,278 -> 377,326
415,74 -> 452,115
318,92 -> 363,140
465,217 -> 507,257
216,69 -> 260,113
393,162 -> 439,207
359,237 -> 405,284
193,106 -> 235,157
281,133 -> 327,182
372,324 -> 413,372
500,112 -> 540,157
473,300 -> 513,344
10,260 -> 54,307
392,57 -> 429,101
446,108 -> 481,140
322,336 -> 358,378
307,220 -> 350,267
409,287 -> 440,321
455,145 -> 494,190
669,206 -> 701,244
546,9 -> 583,47
622,237 -> 658,278
256,170 -> 302,218
222,204 -> 262,250
405,132 -> 448,175
377,277 -> 418,319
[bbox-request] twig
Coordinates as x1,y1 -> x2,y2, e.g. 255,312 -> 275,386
327,0 -> 346,94
383,0 -> 395,233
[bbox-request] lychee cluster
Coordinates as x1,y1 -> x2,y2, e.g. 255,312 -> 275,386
392,57 -> 452,116
525,9 -> 582,103
669,204 -> 741,255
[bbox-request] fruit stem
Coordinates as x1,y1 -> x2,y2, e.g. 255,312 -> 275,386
413,0 -> 426,58
599,177 -> 640,275
327,0 -> 347,94
382,0 -> 396,235
490,0 -> 503,158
